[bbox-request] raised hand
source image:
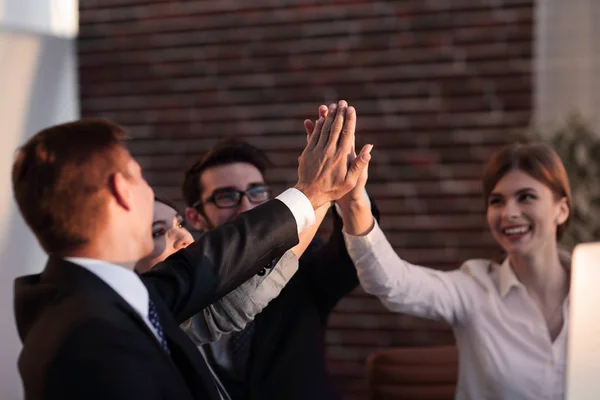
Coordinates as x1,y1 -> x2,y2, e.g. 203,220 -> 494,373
304,104 -> 371,206
304,104 -> 374,235
295,100 -> 372,209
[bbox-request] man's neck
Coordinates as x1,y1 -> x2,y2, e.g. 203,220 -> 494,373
62,241 -> 140,271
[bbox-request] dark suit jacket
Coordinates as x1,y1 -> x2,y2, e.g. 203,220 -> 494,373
214,202 -> 380,400
14,200 -> 298,400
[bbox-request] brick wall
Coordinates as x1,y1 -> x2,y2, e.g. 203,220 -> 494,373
78,1 -> 534,398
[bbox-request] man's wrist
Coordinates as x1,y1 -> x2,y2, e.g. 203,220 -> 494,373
275,188 -> 316,233
294,183 -> 322,210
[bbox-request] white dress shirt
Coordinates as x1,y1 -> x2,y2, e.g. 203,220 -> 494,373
63,257 -> 161,340
344,220 -> 569,400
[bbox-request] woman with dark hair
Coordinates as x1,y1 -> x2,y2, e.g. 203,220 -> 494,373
135,197 -> 301,342
339,143 -> 572,400
135,197 -> 193,273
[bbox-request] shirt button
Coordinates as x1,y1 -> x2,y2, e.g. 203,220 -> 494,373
257,268 -> 266,276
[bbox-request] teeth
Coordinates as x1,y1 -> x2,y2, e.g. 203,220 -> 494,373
503,226 -> 529,235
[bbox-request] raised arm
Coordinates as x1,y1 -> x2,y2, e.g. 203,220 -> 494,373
143,198 -> 301,324
341,206 -> 478,326
182,250 -> 296,342
143,100 -> 371,324
300,105 -> 379,315
321,110 -> 478,326
183,203 -> 331,342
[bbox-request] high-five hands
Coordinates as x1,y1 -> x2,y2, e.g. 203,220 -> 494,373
303,102 -> 375,236
303,103 -> 370,209
295,100 -> 373,209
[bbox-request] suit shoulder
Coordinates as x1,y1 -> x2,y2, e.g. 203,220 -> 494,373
20,294 -> 131,361
18,298 -> 135,386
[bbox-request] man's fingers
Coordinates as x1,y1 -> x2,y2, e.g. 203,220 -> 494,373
318,104 -> 328,119
346,144 -> 373,187
358,144 -> 373,158
304,119 -> 314,140
346,149 -> 357,166
338,106 -> 357,155
357,154 -> 369,188
317,103 -> 338,148
307,116 -> 328,147
306,117 -> 324,149
306,105 -> 329,144
328,100 -> 348,149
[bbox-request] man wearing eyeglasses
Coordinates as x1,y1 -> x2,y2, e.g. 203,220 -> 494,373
181,134 -> 378,400
183,140 -> 275,234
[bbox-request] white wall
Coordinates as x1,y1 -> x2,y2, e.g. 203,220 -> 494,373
534,0 -> 600,132
0,1 -> 78,398
535,2 -> 600,398
0,0 -> 78,38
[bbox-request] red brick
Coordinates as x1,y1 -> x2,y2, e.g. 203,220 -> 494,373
78,0 -> 534,397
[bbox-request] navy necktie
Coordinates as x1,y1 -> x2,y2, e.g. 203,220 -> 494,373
148,298 -> 170,354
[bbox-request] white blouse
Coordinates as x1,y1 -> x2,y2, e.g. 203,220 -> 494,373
344,220 -> 568,400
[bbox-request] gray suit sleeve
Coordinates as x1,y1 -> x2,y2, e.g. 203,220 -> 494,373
181,250 -> 299,343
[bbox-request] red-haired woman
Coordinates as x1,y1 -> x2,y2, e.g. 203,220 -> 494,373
339,143 -> 572,400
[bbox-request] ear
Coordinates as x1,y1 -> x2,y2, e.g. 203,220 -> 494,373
185,207 -> 210,232
110,171 -> 133,211
555,196 -> 570,226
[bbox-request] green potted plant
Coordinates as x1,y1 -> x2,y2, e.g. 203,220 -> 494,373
526,115 -> 600,250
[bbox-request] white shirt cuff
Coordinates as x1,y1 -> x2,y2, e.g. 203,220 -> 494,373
276,188 -> 316,234
342,218 -> 382,252
334,188 -> 371,217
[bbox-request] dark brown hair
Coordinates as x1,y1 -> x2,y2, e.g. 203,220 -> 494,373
154,196 -> 180,214
12,118 -> 129,254
482,142 -> 572,239
181,138 -> 271,208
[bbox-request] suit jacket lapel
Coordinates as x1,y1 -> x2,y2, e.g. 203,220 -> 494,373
45,259 -> 172,358
110,294 -> 199,394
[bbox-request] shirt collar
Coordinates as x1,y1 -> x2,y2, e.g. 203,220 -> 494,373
64,257 -> 149,319
496,250 -> 573,298
497,258 -> 523,298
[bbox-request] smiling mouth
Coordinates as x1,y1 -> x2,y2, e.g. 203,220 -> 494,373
501,226 -> 532,237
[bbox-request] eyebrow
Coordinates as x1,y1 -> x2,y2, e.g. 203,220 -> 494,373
152,220 -> 167,228
490,187 -> 537,197
516,187 -> 537,195
247,182 -> 267,189
212,182 -> 266,192
212,186 -> 236,192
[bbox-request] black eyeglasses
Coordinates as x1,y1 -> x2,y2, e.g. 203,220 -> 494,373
192,185 -> 273,209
